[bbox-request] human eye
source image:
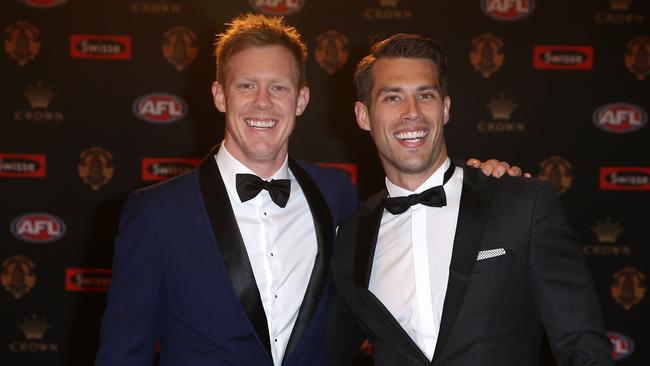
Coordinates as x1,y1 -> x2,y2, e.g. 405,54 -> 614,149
383,94 -> 401,103
237,82 -> 255,90
419,93 -> 435,100
271,84 -> 289,93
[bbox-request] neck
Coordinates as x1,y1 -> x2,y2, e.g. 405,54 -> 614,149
385,152 -> 448,192
222,140 -> 287,180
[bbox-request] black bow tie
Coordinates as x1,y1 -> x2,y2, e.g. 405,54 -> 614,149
235,173 -> 291,208
382,163 -> 455,215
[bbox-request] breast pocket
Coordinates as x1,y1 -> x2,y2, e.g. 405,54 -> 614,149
473,248 -> 512,272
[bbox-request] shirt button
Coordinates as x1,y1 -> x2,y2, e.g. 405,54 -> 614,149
274,294 -> 278,299
263,211 -> 267,216
270,252 -> 274,257
274,338 -> 278,343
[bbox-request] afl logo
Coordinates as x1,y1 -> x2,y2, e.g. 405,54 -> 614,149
481,0 -> 534,21
593,103 -> 647,134
133,93 -> 187,124
249,0 -> 305,16
607,332 -> 634,361
11,213 -> 66,243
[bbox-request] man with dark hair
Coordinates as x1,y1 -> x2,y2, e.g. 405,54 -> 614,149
96,14 -> 518,366
328,33 -> 613,366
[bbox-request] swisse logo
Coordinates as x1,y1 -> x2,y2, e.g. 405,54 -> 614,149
65,268 -> 111,292
481,0 -> 534,21
249,0 -> 304,15
142,157 -> 199,181
11,213 -> 65,243
533,46 -> 593,70
19,0 -> 67,8
0,154 -> 46,178
70,35 -> 132,59
600,167 -> 650,190
593,103 -> 647,133
608,332 -> 634,361
133,93 -> 187,123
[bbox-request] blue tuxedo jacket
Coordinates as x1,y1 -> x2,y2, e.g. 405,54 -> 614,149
96,147 -> 358,366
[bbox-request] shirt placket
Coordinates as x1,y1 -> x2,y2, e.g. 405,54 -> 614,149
410,205 -> 435,359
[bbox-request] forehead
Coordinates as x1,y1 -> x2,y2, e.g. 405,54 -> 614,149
225,44 -> 300,82
371,57 -> 439,90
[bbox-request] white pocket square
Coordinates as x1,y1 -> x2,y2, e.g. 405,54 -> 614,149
476,248 -> 506,261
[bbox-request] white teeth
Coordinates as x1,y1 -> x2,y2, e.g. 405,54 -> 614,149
245,119 -> 276,128
395,130 -> 427,140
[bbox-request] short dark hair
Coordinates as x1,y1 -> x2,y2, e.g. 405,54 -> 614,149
214,13 -> 308,87
354,33 -> 448,106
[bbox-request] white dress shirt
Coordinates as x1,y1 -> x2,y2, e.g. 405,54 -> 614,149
368,158 -> 463,360
215,144 -> 317,366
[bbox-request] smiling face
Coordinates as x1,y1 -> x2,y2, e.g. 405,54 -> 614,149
212,44 -> 309,177
355,57 -> 451,190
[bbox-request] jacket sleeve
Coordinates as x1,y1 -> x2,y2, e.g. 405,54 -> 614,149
95,191 -> 164,366
528,182 -> 613,366
326,269 -> 366,365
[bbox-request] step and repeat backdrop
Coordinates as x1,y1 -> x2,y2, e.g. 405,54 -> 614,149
1,0 -> 648,365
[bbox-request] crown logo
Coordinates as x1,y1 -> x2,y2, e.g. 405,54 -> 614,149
486,93 -> 517,120
609,0 -> 632,11
379,0 -> 399,7
19,314 -> 50,340
592,217 -> 624,243
23,81 -> 55,109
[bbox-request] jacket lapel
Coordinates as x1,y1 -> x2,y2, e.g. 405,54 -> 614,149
197,145 -> 272,358
431,163 -> 495,363
353,192 -> 431,366
283,158 -> 334,362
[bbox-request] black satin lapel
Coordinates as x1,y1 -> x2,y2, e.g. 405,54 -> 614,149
354,191 -> 384,288
283,158 -> 334,361
197,145 -> 271,357
354,193 -> 430,365
432,165 -> 495,362
362,292 -> 432,365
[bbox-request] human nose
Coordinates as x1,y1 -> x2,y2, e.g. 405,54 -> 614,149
402,95 -> 421,122
252,88 -> 271,110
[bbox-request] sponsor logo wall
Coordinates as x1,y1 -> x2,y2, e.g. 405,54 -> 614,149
2,0 -> 647,365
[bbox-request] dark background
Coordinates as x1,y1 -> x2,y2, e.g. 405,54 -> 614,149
1,0 -> 648,365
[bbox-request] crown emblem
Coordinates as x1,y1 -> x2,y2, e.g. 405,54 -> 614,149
592,218 -> 624,243
486,93 -> 517,120
23,81 -> 55,109
609,0 -> 632,11
19,314 -> 50,340
379,0 -> 399,7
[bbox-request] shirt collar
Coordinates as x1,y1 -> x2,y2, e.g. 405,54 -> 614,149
215,142 -> 290,205
385,157 -> 450,198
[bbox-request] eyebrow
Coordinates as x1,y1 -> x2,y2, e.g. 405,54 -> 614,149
377,85 -> 440,95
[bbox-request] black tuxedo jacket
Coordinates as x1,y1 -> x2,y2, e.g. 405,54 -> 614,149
328,163 -> 612,366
